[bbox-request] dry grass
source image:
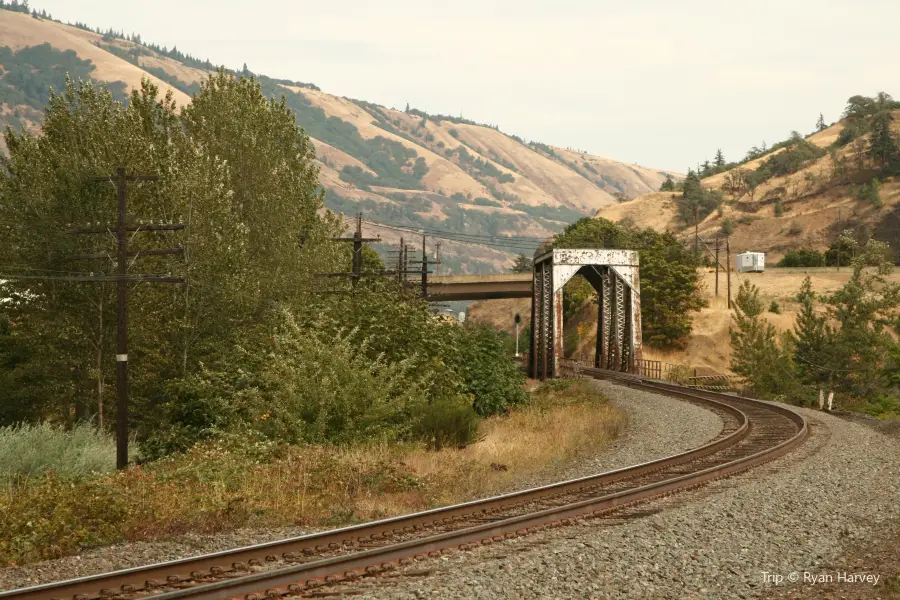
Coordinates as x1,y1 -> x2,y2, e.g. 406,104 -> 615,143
0,381 -> 624,565
403,380 -> 625,504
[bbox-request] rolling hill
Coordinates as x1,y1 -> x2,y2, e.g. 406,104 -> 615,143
596,104 -> 900,264
0,6 -> 680,274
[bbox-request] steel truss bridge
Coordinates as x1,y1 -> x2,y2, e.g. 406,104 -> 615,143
426,249 -> 642,381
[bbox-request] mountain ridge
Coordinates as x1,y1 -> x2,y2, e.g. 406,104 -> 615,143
0,6 -> 680,273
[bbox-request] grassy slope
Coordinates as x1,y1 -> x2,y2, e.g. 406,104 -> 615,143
598,116 -> 900,263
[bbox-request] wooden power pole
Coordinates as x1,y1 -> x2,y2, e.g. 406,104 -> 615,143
726,237 -> 732,309
715,238 -> 720,298
74,167 -> 185,469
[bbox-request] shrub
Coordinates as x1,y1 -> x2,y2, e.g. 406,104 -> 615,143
858,177 -> 883,208
776,249 -> 825,267
721,218 -> 735,235
410,398 -> 479,450
787,222 -> 804,236
774,199 -> 784,217
448,324 -> 527,417
0,474 -> 128,564
263,311 -> 442,445
0,422 -> 120,482
769,300 -> 781,314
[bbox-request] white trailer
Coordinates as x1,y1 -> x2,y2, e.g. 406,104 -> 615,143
736,252 -> 765,273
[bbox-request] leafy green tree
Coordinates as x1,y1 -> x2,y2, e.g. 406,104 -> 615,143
857,177 -> 883,208
511,253 -> 533,273
776,249 -> 825,267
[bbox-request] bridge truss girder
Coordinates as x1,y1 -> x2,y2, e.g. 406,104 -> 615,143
529,249 -> 642,380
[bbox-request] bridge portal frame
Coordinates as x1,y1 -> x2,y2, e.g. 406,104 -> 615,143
530,249 -> 642,380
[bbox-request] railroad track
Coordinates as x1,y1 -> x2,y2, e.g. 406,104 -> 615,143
2,369 -> 808,600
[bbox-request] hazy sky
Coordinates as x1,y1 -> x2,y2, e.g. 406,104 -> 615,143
36,0 -> 900,172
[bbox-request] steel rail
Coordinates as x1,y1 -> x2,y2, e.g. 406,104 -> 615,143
1,371 -> 806,600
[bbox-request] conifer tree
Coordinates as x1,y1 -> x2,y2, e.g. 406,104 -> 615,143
791,277 -> 829,387
729,280 -> 796,399
714,148 -> 725,167
868,111 -> 898,170
816,113 -> 826,131
659,174 -> 675,192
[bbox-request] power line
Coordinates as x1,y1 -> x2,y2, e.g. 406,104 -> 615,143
359,218 -> 549,242
360,221 -> 545,251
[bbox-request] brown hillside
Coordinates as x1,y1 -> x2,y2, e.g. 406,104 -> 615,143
0,9 -> 678,275
552,146 -> 680,199
601,114 -> 900,262
450,123 -> 617,212
595,192 -> 683,231
0,11 -> 190,105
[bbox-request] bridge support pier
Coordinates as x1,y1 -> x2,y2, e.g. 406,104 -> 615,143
529,249 -> 641,380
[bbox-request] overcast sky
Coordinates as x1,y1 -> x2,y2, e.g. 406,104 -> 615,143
35,0 -> 900,172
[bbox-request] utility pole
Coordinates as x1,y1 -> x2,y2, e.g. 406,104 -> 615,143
726,237 -> 732,309
714,238 -> 720,298
435,242 -> 441,276
836,208 -> 841,272
397,237 -> 404,284
329,213 -> 380,285
75,167 -> 185,469
421,234 -> 428,299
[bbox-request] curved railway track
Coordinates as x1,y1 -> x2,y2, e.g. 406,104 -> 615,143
1,368 -> 808,600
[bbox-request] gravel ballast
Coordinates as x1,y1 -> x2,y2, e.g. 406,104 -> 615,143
0,379 -> 722,592
329,385 -> 900,600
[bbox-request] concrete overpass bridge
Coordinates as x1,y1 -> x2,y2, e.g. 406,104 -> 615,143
425,273 -> 532,301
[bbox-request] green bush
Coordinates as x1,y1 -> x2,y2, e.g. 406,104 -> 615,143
410,398 -> 479,450
777,249 -> 825,267
721,218 -> 735,235
448,324 -> 527,417
769,300 -> 781,314
0,474 -> 128,564
0,422 -> 120,482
